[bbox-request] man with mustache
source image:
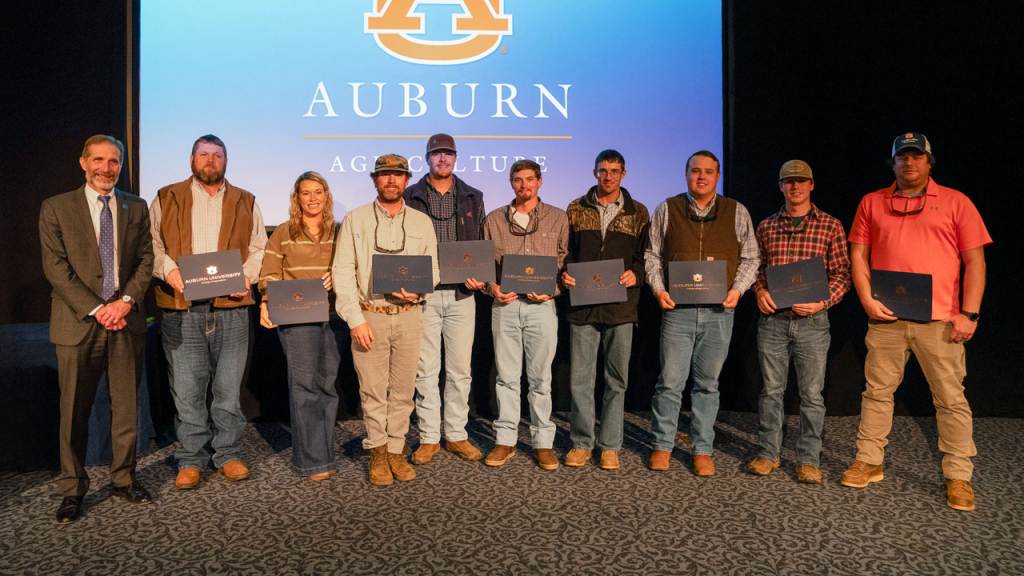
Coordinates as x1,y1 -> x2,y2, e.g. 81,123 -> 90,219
40,135 -> 154,522
333,154 -> 440,485
842,133 -> 991,511
149,134 -> 267,490
403,134 -> 487,465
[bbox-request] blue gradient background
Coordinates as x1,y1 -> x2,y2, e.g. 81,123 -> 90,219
141,1 -> 722,223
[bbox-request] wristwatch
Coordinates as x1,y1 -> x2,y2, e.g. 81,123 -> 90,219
962,310 -> 980,322
121,295 -> 134,306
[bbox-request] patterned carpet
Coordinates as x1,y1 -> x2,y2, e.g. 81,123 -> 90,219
1,412 -> 1022,575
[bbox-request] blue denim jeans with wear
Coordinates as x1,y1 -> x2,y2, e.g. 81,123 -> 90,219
414,288 -> 476,444
161,303 -> 249,470
278,320 -> 343,475
756,311 -> 830,467
491,298 -> 558,449
650,305 -> 735,455
569,322 -> 632,451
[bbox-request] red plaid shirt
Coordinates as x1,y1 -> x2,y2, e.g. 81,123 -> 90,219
753,204 -> 851,308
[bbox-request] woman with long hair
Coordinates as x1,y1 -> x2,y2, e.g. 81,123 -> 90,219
258,171 -> 342,481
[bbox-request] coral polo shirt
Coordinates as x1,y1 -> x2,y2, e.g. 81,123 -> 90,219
849,178 -> 992,320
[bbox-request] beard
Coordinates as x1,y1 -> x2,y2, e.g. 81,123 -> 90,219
377,185 -> 404,203
192,162 -> 226,186
88,172 -> 117,191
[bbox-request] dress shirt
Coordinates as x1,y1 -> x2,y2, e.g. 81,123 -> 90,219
423,181 -> 459,244
644,193 -> 759,295
482,199 -> 569,297
595,192 -> 624,239
84,185 -> 119,315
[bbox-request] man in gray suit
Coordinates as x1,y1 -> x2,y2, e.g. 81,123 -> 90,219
39,135 -> 155,523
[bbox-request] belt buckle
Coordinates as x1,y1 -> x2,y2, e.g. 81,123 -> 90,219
386,305 -> 400,315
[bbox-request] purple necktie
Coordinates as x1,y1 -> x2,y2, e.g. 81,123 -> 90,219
99,195 -> 115,300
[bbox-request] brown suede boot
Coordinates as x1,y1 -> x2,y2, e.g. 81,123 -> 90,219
446,439 -> 483,461
411,443 -> 440,464
368,446 -> 393,486
388,452 -> 417,482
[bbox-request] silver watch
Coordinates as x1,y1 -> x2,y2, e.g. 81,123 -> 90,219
121,295 -> 133,305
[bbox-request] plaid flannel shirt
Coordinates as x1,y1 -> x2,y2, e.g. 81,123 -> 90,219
753,203 -> 851,309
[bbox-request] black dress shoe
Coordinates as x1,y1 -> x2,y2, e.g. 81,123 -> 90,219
56,496 -> 83,524
111,483 -> 152,505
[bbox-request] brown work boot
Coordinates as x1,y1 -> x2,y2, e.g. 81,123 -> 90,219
945,479 -> 976,511
219,460 -> 250,481
368,447 -> 393,486
485,445 -> 516,466
534,449 -> 559,470
564,449 -> 592,467
747,457 -> 780,476
175,467 -> 201,490
599,451 -> 620,470
649,450 -> 670,471
841,460 -> 884,488
410,443 -> 440,464
388,452 -> 416,482
796,465 -> 822,484
446,439 -> 483,461
693,455 -> 715,476
309,472 -> 331,481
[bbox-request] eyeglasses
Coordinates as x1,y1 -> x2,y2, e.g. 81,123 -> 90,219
890,192 -> 927,216
373,205 -> 407,253
507,205 -> 539,236
597,169 -> 623,178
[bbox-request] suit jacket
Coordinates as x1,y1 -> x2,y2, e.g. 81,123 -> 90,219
39,186 -> 154,346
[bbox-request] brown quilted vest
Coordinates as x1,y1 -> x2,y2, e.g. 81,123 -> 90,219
663,194 -> 739,290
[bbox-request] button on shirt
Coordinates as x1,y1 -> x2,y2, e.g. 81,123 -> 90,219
595,192 -> 624,239
424,181 -> 459,244
482,199 -> 569,297
84,185 -> 120,315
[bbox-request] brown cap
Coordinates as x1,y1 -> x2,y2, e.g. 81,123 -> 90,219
778,159 -> 813,181
371,154 -> 411,176
426,133 -> 457,155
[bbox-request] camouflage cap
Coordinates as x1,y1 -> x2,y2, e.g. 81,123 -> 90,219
778,159 -> 813,181
372,154 -> 411,176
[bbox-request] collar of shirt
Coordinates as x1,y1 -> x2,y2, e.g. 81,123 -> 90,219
374,198 -> 406,219
596,192 -> 623,213
506,198 -> 544,231
686,192 -> 716,216
190,176 -> 226,200
777,202 -> 822,222
888,178 -> 938,199
84,183 -> 115,204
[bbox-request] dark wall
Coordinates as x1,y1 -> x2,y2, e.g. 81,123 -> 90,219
3,2 -> 1021,423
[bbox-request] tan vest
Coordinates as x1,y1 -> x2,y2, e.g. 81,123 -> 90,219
664,194 -> 739,290
155,178 -> 256,309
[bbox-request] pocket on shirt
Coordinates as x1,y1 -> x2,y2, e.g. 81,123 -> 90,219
406,231 -> 426,253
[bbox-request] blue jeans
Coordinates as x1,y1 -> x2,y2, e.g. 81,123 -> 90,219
756,312 -> 830,467
569,322 -> 632,451
491,298 -> 558,449
278,320 -> 342,475
414,288 -> 476,443
650,306 -> 735,455
161,304 -> 249,470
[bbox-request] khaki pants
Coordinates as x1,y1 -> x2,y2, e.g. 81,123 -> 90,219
855,320 -> 976,480
351,308 -> 424,453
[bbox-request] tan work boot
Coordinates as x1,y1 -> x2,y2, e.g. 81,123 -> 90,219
796,465 -> 822,484
411,443 -> 440,464
747,458 -> 780,476
485,445 -> 516,466
446,439 -> 483,461
388,452 -> 416,482
175,467 -> 201,490
649,450 -> 671,471
534,449 -> 559,470
220,460 -> 250,481
599,451 -> 620,470
841,460 -> 883,488
945,479 -> 976,511
368,446 -> 393,486
564,449 -> 592,467
693,455 -> 715,476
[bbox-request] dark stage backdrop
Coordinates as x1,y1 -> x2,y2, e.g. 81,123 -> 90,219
3,2 -> 1021,453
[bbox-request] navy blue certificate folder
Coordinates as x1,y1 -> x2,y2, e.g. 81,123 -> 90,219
438,240 -> 496,284
500,255 -> 557,295
372,255 -> 435,295
179,249 -> 247,301
668,261 -> 728,305
766,257 -> 831,310
567,260 -> 627,307
871,270 -> 933,322
266,278 -> 329,326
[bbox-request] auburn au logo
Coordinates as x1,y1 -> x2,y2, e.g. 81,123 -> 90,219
365,0 -> 512,65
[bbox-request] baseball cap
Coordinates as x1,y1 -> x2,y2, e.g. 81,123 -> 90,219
426,133 -> 457,155
779,160 -> 813,181
892,132 -> 931,157
371,154 -> 411,176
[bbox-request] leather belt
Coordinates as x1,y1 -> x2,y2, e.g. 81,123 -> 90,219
360,302 -> 421,315
780,310 -> 819,319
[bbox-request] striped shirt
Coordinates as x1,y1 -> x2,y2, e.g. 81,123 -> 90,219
258,221 -> 337,295
753,203 -> 851,309
645,193 -> 759,294
482,199 -> 569,297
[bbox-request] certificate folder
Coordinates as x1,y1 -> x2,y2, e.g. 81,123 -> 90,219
766,257 -> 830,310
668,261 -> 728,305
372,255 -> 435,295
500,255 -> 557,295
267,278 -> 329,326
438,240 -> 496,284
567,260 -> 627,307
871,270 -> 932,322
179,249 -> 247,301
